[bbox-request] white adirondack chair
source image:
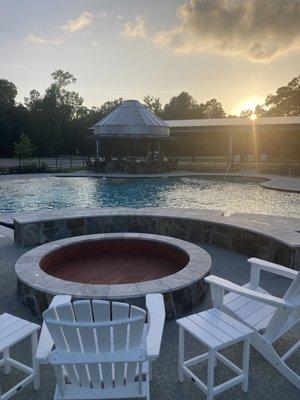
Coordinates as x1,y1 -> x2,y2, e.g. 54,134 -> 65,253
36,294 -> 165,400
205,257 -> 300,389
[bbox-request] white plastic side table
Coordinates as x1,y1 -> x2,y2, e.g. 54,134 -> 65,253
177,308 -> 253,400
0,313 -> 40,400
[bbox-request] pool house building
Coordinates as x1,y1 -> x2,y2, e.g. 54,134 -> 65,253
166,115 -> 300,159
165,116 -> 300,174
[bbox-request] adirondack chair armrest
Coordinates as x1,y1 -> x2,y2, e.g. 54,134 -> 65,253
36,295 -> 72,364
248,258 -> 297,284
205,275 -> 295,310
146,294 -> 165,360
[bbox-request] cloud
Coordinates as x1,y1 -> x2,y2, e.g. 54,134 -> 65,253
154,0 -> 300,62
61,11 -> 94,33
121,15 -> 147,39
97,11 -> 107,18
25,34 -> 62,45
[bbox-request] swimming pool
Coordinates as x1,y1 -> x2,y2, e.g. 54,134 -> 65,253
0,176 -> 299,217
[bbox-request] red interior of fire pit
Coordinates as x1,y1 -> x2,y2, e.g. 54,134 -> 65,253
40,238 -> 189,284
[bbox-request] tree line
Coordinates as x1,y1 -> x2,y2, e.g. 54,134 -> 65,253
0,70 -> 299,157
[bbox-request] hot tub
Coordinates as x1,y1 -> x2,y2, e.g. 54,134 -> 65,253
16,233 -> 211,319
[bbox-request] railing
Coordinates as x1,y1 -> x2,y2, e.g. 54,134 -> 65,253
168,156 -> 300,176
1,156 -> 299,176
168,156 -> 235,173
0,156 -> 86,172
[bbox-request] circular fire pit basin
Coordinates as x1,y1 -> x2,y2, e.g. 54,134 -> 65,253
40,238 -> 189,285
16,233 -> 211,320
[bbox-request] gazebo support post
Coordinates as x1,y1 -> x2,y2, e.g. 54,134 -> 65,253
96,140 -> 99,159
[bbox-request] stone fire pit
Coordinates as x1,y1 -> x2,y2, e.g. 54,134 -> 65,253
16,233 -> 211,319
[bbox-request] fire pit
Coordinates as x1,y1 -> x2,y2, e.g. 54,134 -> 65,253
16,233 -> 211,319
40,238 -> 189,284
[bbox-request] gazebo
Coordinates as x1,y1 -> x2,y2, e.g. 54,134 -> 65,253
87,100 -> 173,173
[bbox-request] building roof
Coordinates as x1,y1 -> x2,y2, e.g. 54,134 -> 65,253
165,116 -> 300,128
91,100 -> 170,138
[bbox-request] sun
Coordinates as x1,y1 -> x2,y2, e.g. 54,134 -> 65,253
233,96 -> 264,116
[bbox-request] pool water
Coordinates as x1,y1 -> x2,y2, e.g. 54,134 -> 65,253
0,176 -> 299,217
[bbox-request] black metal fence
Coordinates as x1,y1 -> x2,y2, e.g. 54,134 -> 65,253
0,156 -> 299,176
0,156 -> 86,172
0,155 -> 86,173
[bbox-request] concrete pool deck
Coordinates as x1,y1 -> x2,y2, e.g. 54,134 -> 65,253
0,226 -> 299,400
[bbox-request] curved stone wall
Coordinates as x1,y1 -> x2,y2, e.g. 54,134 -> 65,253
14,208 -> 299,269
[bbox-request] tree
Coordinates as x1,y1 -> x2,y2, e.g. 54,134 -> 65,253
264,76 -> 300,116
163,92 -> 205,120
254,104 -> 267,117
203,98 -> 225,118
0,79 -> 17,107
240,109 -> 253,118
237,76 -> 300,118
24,90 -> 41,111
143,95 -> 163,116
23,70 -> 123,155
14,133 -> 35,168
51,70 -> 76,88
25,69 -> 85,155
100,98 -> 123,117
162,92 -> 226,120
0,79 -> 29,157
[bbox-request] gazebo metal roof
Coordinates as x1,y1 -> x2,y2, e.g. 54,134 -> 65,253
89,100 -> 170,139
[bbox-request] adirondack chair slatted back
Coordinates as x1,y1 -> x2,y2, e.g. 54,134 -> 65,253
264,270 -> 300,343
43,300 -> 146,390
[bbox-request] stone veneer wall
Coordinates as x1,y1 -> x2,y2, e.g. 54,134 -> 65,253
14,212 -> 299,270
17,279 -> 207,321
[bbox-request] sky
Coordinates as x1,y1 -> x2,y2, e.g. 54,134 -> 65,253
0,0 -> 300,115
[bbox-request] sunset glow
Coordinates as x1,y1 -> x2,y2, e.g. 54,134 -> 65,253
0,1 -> 299,114
234,97 -> 265,116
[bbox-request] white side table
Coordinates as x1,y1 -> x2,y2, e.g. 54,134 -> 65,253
0,313 -> 40,400
177,308 -> 253,400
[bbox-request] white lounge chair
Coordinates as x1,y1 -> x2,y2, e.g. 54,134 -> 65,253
205,257 -> 300,389
36,294 -> 165,400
